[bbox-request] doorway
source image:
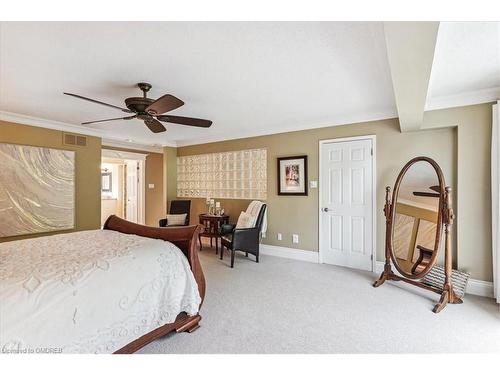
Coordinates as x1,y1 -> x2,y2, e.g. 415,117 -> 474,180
101,149 -> 146,226
319,136 -> 376,271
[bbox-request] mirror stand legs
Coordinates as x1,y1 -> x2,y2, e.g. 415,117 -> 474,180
373,267 -> 464,313
433,283 -> 463,313
372,273 -> 386,287
373,264 -> 394,287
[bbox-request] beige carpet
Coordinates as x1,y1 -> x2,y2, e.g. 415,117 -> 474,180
139,248 -> 500,353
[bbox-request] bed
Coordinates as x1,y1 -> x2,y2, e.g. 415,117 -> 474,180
0,215 -> 206,354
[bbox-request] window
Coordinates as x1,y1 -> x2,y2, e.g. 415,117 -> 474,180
177,149 -> 267,200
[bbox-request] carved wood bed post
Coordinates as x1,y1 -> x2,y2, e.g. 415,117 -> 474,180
102,215 -> 206,353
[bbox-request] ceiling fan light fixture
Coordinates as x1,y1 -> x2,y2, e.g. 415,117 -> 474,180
64,83 -> 212,134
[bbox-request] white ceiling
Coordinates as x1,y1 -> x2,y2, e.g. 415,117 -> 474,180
0,22 -> 498,148
426,22 -> 500,110
0,22 -> 397,147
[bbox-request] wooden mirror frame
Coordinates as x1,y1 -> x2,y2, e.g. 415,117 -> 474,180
373,156 -> 463,313
389,157 -> 445,279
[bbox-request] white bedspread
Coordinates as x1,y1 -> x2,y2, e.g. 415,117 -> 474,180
0,230 -> 201,354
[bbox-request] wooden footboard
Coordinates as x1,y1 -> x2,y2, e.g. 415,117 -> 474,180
103,215 -> 205,354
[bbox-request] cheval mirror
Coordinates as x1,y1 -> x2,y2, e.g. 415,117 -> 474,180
373,156 -> 463,313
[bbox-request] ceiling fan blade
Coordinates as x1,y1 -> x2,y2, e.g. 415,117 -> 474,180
145,94 -> 184,115
157,115 -> 212,128
144,118 -> 166,133
64,92 -> 134,113
82,115 -> 136,125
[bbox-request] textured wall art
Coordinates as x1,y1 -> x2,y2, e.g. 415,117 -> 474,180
0,143 -> 75,237
177,149 -> 267,200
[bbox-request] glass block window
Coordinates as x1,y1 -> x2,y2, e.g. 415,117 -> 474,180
177,148 -> 267,200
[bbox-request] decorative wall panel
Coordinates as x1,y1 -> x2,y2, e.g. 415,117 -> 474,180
0,143 -> 75,237
177,149 -> 267,200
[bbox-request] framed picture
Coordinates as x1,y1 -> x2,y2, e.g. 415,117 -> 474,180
277,155 -> 308,196
101,171 -> 112,193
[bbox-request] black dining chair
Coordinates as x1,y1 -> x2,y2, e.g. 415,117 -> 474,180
220,203 -> 267,268
158,200 -> 191,227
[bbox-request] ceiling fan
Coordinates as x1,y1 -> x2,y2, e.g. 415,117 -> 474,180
64,82 -> 212,133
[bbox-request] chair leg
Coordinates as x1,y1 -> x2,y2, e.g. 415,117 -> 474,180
220,244 -> 224,260
210,238 -> 213,247
256,253 -> 259,263
231,249 -> 235,268
245,252 -> 248,257
198,235 -> 203,251
215,238 -> 218,255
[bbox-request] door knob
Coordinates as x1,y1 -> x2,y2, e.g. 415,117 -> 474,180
322,207 -> 329,212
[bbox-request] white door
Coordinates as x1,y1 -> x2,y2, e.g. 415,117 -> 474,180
125,160 -> 138,223
320,138 -> 374,271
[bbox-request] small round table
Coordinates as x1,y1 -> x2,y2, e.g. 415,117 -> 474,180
198,214 -> 230,254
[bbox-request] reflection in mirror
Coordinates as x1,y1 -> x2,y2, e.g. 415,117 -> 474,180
392,161 -> 440,275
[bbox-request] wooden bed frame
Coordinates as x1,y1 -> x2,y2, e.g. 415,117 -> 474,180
103,215 -> 206,354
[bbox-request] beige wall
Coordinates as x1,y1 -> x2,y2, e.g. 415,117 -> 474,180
423,103 -> 493,281
163,146 -> 178,210
144,152 -> 164,226
0,120 -> 102,242
178,103 -> 494,281
102,146 -> 164,227
1,103 -> 492,281
178,118 -> 457,264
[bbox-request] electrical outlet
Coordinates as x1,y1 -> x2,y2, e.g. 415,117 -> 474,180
277,233 -> 282,241
148,184 -> 155,189
292,234 -> 299,244
310,180 -> 318,188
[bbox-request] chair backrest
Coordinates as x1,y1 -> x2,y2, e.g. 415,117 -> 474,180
169,200 -> 191,225
245,201 -> 266,230
254,204 -> 267,231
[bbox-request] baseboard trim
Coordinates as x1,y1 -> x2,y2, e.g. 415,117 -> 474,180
250,244 -> 494,299
260,244 -> 319,263
465,279 -> 495,298
375,261 -> 493,298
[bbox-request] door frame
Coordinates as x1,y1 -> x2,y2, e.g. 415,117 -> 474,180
318,135 -> 377,271
101,149 -> 147,225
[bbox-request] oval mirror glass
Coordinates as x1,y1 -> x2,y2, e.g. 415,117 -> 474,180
391,159 -> 443,278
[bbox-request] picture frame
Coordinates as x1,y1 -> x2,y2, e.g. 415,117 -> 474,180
101,171 -> 112,193
277,155 -> 308,196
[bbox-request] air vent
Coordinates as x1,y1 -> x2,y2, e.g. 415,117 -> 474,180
63,133 -> 87,147
76,136 -> 87,146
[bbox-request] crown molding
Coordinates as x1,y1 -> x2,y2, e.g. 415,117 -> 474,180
175,109 -> 398,147
425,87 -> 500,111
101,139 -> 163,153
102,148 -> 149,160
0,110 -> 104,137
0,111 -> 176,151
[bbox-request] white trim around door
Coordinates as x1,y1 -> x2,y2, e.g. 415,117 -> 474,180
318,135 -> 377,272
101,149 -> 147,225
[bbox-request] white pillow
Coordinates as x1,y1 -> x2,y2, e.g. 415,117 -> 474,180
166,213 -> 187,226
236,211 -> 256,229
